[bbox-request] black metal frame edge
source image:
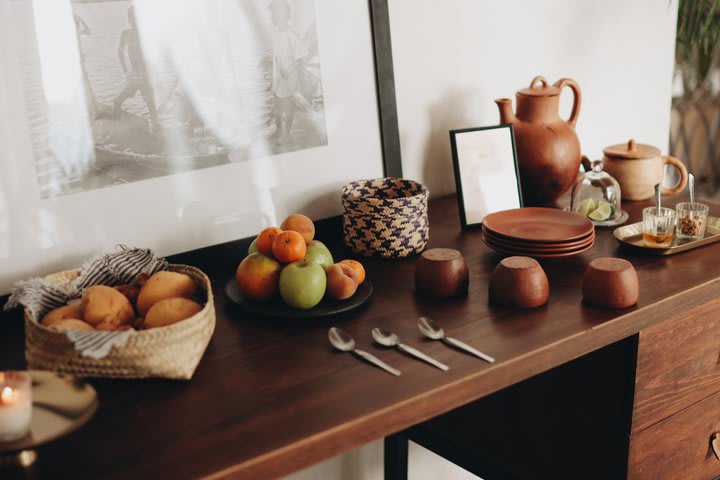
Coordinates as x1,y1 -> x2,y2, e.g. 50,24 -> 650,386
449,124 -> 523,230
369,0 -> 403,178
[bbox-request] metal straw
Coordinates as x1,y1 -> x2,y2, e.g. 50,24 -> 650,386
655,183 -> 661,216
689,173 -> 695,208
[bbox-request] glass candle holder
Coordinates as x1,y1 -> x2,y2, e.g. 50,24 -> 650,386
643,207 -> 676,248
0,371 -> 32,442
676,202 -> 709,241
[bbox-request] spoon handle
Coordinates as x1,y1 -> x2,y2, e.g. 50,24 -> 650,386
397,343 -> 449,371
352,349 -> 401,376
689,173 -> 695,207
444,337 -> 495,364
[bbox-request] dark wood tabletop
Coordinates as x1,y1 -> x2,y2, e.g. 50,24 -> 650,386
2,195 -> 720,479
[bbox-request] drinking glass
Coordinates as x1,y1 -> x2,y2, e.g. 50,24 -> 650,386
642,207 -> 676,247
675,202 -> 709,241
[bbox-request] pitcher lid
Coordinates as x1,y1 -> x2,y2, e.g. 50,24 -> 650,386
517,76 -> 561,97
603,139 -> 660,160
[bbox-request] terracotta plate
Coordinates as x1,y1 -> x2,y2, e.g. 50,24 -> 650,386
483,230 -> 594,250
482,235 -> 594,258
482,207 -> 594,243
482,232 -> 594,253
225,278 -> 373,319
482,228 -> 595,247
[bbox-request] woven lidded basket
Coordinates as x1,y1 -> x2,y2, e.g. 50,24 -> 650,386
342,178 -> 429,258
24,264 -> 215,380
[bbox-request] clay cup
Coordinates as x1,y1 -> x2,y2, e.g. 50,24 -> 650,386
582,257 -> 639,309
488,256 -> 550,308
415,248 -> 469,298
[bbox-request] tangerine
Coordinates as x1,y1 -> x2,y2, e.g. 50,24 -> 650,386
340,259 -> 366,285
280,213 -> 315,244
272,230 -> 307,264
256,227 -> 283,256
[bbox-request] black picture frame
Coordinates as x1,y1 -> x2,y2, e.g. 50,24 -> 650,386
369,0 -> 403,178
450,125 -> 523,230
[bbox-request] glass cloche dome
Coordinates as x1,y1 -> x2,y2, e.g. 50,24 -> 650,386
570,158 -> 627,226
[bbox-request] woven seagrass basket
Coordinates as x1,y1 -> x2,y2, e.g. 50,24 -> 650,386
23,264 -> 215,380
342,178 -> 429,258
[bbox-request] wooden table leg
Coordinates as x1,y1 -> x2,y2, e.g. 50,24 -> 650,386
384,432 -> 408,480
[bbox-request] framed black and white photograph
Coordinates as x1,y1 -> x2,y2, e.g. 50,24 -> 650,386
450,125 -> 522,229
25,0 -> 330,198
0,0 -> 400,293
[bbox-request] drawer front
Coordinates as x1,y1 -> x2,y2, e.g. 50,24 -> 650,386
629,389 -> 720,480
633,294 -> 720,433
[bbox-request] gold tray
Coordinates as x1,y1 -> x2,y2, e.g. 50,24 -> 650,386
613,216 -> 720,255
0,371 -> 97,455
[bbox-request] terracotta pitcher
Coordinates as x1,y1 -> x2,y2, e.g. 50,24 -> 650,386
496,76 -> 582,205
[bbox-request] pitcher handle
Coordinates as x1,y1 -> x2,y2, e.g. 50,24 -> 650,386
661,155 -> 689,196
553,78 -> 582,127
529,76 -> 549,89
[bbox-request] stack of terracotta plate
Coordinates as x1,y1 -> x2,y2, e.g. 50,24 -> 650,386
482,207 -> 595,258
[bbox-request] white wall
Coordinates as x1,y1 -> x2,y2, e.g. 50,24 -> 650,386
391,0 -> 679,197
286,0 -> 678,478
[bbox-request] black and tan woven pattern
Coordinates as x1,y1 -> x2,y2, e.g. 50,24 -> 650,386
342,178 -> 429,258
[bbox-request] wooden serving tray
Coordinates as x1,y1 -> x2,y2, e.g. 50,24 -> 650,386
614,216 -> 720,255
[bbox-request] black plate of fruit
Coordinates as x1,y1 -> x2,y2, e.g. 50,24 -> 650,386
224,278 -> 373,319
226,213 -> 373,319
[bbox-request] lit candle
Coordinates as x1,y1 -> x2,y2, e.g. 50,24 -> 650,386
0,372 -> 32,442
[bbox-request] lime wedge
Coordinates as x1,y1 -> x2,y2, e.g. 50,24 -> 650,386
576,198 -> 596,217
597,201 -> 616,217
589,202 -> 613,221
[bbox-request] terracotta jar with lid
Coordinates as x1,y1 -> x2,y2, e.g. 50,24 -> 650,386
496,75 -> 582,205
602,139 -> 688,201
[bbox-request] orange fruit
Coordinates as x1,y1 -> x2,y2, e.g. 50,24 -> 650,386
340,259 -> 365,285
256,227 -> 283,256
272,231 -> 307,264
280,213 -> 315,244
236,253 -> 282,301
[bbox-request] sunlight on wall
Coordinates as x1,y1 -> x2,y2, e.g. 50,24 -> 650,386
31,0 -> 93,190
132,0 -> 279,225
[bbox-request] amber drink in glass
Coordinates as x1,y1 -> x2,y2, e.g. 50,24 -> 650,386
643,207 -> 676,247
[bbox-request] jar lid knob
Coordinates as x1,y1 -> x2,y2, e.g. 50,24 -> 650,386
627,139 -> 637,152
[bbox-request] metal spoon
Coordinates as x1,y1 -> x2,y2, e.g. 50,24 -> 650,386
655,183 -> 662,216
417,317 -> 495,364
689,173 -> 696,208
328,327 -> 401,376
372,328 -> 449,371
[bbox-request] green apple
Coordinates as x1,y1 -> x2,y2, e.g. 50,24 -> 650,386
279,260 -> 327,309
304,240 -> 334,269
248,238 -> 259,255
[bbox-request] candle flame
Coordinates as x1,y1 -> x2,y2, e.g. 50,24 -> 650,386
1,387 -> 13,402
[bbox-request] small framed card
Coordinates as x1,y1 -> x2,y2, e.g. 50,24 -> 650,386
450,125 -> 523,229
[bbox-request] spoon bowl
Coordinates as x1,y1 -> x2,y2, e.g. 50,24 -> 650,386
417,316 -> 495,364
328,327 -> 355,352
327,327 -> 401,376
373,326 -> 449,371
372,328 -> 400,347
418,316 -> 445,340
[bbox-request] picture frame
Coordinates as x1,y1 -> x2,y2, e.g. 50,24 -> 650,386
450,125 -> 522,229
0,0 -> 402,294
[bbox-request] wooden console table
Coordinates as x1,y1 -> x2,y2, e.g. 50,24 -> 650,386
1,195 -> 719,479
